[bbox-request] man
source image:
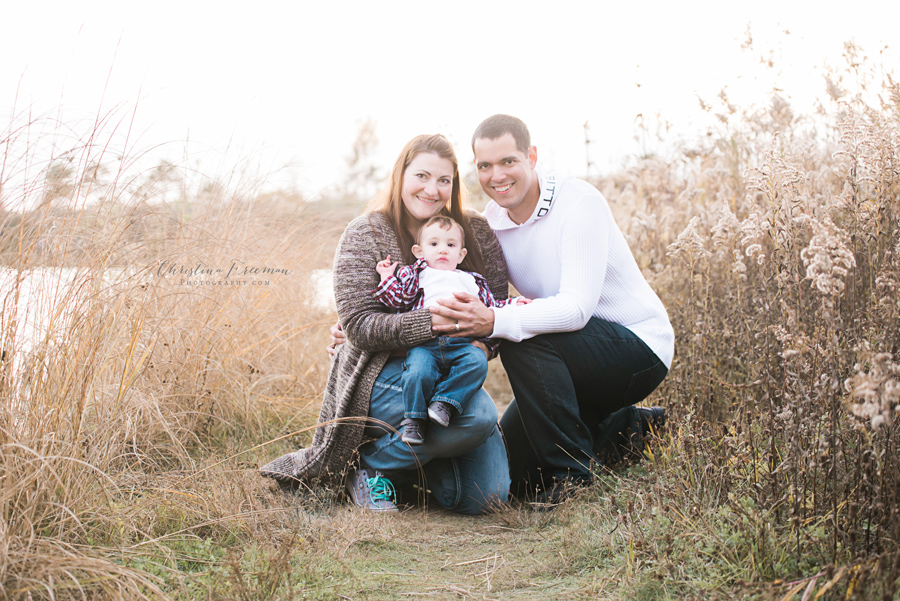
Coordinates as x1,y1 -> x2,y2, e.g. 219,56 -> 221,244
430,114 -> 674,503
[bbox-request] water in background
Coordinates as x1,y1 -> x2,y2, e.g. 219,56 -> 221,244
310,268 -> 335,311
1,267 -> 79,353
0,266 -> 146,378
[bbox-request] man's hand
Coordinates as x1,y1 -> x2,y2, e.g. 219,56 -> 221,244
430,292 -> 495,338
326,321 -> 345,356
515,297 -> 532,305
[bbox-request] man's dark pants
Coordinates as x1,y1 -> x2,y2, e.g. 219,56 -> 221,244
498,316 -> 668,492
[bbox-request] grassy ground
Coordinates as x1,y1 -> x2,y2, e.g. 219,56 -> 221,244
85,423 -> 890,601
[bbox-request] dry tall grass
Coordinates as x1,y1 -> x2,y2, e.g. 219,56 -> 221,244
0,110 -> 345,599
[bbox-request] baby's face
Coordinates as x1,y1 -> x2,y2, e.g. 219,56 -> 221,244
414,223 -> 467,270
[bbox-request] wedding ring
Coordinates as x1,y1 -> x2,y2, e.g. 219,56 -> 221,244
455,323 -> 460,332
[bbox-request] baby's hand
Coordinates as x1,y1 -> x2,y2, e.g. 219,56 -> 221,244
376,255 -> 399,281
515,297 -> 533,305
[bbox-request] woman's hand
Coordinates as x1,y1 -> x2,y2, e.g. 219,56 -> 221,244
430,312 -> 457,328
326,321 -> 345,356
470,340 -> 489,360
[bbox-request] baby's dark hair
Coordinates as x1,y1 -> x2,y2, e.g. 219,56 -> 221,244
416,215 -> 466,247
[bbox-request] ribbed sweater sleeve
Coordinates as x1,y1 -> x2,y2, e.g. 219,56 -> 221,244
491,191 -> 607,341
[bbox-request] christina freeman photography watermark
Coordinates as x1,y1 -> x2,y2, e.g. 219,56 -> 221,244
157,260 -> 292,287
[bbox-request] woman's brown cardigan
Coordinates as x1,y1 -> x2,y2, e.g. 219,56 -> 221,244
260,211 -> 508,485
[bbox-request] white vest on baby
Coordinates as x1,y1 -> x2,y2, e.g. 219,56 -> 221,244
419,267 -> 479,309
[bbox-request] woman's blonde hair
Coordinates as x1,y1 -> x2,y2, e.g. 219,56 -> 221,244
368,134 -> 484,274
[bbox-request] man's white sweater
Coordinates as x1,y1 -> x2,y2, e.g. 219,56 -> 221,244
484,172 -> 674,369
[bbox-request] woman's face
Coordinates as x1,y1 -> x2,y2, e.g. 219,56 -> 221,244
401,152 -> 455,232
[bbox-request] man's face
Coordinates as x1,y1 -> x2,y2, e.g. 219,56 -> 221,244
473,133 -> 538,223
413,222 -> 467,270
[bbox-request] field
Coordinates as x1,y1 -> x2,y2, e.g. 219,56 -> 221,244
1,47 -> 899,599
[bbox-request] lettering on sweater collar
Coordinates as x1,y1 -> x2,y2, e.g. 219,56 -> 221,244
534,172 -> 557,221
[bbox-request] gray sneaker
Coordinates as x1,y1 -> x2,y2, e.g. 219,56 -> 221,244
427,401 -> 452,427
401,420 -> 425,445
345,467 -> 399,512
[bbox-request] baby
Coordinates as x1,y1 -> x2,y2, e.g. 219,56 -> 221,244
373,215 -> 529,445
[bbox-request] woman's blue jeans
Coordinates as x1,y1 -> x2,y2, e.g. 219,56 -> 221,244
359,356 -> 510,515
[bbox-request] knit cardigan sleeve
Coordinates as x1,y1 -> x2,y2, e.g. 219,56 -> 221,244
334,214 -> 435,351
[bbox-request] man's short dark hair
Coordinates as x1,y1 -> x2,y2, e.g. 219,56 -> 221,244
471,114 -> 531,154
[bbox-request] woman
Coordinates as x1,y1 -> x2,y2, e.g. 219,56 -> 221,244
260,134 -> 510,514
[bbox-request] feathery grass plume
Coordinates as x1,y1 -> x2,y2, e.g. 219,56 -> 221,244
739,209 -> 768,266
666,215 -> 710,264
711,206 -> 748,282
846,346 -> 900,430
799,214 -> 856,298
710,205 -> 741,249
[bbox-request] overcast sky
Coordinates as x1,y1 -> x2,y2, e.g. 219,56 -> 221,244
2,1 -> 897,202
